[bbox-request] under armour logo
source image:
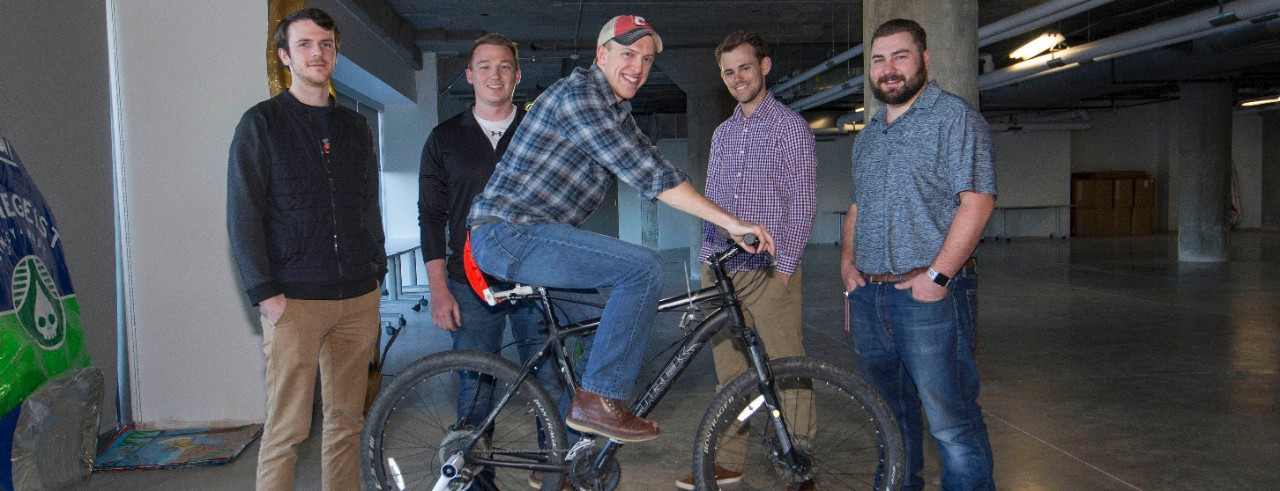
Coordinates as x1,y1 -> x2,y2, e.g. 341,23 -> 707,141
491,131 -> 503,138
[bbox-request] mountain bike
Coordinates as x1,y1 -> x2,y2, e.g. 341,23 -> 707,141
361,237 -> 904,490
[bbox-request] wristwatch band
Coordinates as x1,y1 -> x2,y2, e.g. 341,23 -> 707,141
926,267 -> 950,287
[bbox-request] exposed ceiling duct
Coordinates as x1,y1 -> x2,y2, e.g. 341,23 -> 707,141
981,0 -> 1280,90
986,109 -> 1093,132
984,17 -> 1280,108
781,0 -> 1116,109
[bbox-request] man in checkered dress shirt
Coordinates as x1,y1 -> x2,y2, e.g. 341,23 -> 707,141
681,31 -> 817,490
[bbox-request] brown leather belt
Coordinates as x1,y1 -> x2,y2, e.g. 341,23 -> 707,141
864,258 -> 977,284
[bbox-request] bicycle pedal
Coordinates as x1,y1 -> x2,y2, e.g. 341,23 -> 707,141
565,438 -> 596,462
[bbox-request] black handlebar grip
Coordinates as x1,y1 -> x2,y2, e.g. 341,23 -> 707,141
743,233 -> 759,247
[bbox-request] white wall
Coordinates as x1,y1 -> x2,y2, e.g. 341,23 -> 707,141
0,1 -> 119,427
374,52 -> 438,284
1069,101 -> 1264,232
813,136 -> 855,245
655,140 -> 698,251
988,130 -> 1072,237
1071,104 -> 1170,175
108,0 -> 267,427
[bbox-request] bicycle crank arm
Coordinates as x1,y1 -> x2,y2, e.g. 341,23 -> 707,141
431,452 -> 474,491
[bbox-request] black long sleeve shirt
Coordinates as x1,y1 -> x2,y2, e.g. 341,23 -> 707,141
418,107 -> 524,284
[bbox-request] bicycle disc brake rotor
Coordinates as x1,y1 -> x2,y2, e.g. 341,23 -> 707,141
567,446 -> 620,490
764,434 -> 815,483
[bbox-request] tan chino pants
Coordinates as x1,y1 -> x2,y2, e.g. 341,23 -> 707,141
256,287 -> 381,491
703,265 -> 815,468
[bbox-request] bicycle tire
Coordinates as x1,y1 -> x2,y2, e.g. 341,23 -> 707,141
362,350 -> 568,490
692,357 -> 905,490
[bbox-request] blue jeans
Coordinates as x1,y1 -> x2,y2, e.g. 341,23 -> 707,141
446,278 -> 567,426
469,222 -> 661,401
848,268 -> 994,491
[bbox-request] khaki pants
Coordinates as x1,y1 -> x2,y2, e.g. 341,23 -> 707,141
703,265 -> 815,468
256,288 -> 381,491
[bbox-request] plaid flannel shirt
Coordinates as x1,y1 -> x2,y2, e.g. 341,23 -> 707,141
469,65 -> 688,227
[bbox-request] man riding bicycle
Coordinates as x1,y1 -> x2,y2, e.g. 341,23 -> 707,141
467,14 -> 773,443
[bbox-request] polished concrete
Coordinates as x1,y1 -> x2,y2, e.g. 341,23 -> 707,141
90,231 -> 1280,490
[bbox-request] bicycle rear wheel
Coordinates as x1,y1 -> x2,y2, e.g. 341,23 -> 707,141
693,356 -> 904,490
362,350 -> 568,490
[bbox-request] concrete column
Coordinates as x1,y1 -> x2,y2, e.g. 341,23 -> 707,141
1176,82 -> 1233,262
863,0 -> 979,116
1261,110 -> 1280,230
658,48 -> 736,278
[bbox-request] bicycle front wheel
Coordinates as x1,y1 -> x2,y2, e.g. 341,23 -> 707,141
362,350 -> 568,490
693,356 -> 904,490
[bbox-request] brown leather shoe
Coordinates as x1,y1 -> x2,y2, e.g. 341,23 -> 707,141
675,463 -> 743,489
786,479 -> 815,491
565,387 -> 660,442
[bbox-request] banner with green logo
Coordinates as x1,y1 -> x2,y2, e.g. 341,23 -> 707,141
0,137 -> 90,416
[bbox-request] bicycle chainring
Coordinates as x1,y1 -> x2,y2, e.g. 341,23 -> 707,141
567,445 -> 620,491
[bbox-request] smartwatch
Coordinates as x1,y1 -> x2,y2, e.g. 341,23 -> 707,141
926,267 -> 950,287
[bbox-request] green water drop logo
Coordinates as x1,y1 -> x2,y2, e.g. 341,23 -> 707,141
12,255 -> 65,349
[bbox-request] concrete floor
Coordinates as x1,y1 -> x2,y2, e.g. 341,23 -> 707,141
90,231 -> 1280,490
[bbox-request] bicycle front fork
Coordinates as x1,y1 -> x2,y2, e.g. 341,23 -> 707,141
746,342 -> 812,477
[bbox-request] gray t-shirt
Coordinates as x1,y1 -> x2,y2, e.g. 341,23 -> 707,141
850,81 -> 997,275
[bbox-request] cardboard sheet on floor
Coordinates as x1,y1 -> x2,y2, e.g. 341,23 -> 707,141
93,424 -> 262,472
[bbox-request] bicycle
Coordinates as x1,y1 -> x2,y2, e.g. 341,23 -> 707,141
362,236 -> 905,490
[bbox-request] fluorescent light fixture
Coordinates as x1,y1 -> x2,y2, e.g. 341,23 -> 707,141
1010,32 -> 1065,60
854,106 -> 864,113
1241,96 -> 1280,107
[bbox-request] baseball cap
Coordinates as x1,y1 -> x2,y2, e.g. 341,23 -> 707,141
597,15 -> 664,53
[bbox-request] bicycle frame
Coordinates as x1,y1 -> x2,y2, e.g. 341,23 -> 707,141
456,242 -> 807,480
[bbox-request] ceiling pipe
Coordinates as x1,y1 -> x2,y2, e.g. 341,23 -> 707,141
777,0 -> 1111,99
987,122 -> 1093,132
773,46 -> 863,95
981,0 -> 1280,90
984,17 -> 1280,107
790,79 -> 865,112
979,0 -> 1114,46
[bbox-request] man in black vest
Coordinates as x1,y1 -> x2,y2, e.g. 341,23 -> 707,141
227,8 -> 385,490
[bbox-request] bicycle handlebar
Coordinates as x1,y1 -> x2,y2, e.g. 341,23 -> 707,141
709,233 -> 761,269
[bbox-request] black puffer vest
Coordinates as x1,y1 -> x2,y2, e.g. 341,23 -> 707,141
228,91 -> 386,303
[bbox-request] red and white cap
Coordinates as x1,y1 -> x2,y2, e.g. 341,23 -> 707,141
597,15 -> 663,53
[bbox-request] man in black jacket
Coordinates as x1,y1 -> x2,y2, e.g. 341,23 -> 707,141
418,33 -> 571,489
226,8 -> 385,490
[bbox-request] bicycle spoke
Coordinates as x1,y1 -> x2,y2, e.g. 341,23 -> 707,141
362,351 -> 568,490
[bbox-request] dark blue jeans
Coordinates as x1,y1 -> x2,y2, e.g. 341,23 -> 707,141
848,268 -> 995,491
446,278 -> 567,426
469,222 -> 661,401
